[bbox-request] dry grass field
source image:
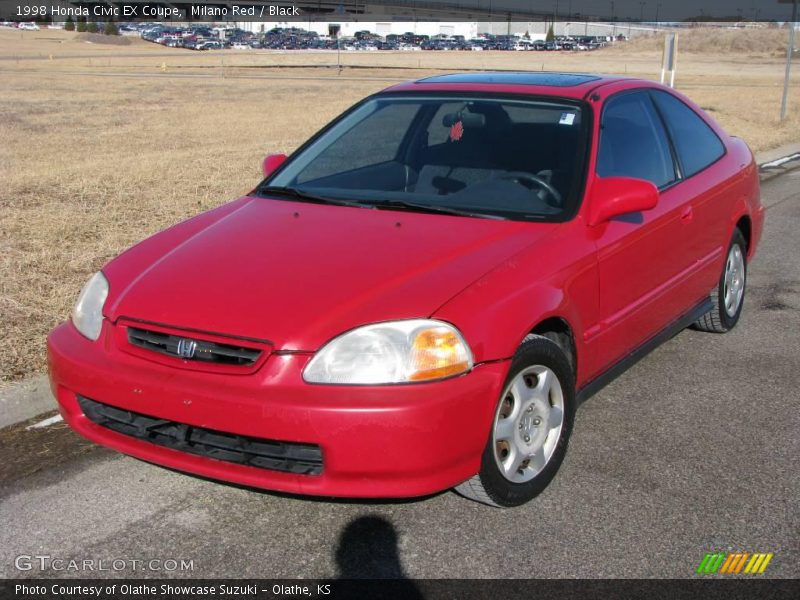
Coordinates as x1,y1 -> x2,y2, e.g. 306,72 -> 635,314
1,26 -> 798,382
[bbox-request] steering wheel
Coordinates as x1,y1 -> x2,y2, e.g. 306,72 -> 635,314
496,171 -> 562,206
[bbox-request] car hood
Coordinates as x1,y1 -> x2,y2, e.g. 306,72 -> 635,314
104,196 -> 556,350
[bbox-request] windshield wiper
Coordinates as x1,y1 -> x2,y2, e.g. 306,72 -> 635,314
371,199 -> 507,220
259,188 -> 505,219
258,186 -> 370,209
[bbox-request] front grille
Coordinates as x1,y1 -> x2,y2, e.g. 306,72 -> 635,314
127,327 -> 261,366
77,396 -> 323,476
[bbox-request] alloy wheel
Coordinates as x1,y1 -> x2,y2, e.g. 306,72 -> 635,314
492,365 -> 565,483
723,243 -> 745,317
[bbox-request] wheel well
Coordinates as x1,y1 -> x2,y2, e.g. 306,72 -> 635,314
736,216 -> 751,252
525,318 -> 577,375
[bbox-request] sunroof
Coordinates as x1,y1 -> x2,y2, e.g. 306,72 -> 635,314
416,72 -> 602,87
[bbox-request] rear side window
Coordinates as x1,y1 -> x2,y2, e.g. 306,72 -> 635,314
597,92 -> 676,188
651,91 -> 725,178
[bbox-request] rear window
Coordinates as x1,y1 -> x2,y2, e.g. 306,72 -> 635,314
651,91 -> 725,178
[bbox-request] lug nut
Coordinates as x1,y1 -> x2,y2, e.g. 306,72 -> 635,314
527,406 -> 533,413
533,418 -> 541,426
524,435 -> 531,443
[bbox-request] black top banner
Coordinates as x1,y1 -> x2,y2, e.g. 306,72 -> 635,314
1,0 -> 798,23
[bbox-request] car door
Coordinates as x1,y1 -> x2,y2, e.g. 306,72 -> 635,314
649,90 -> 731,301
589,90 -> 697,370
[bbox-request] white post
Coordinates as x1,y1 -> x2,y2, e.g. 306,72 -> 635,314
780,1 -> 798,121
670,34 -> 678,88
661,32 -> 678,88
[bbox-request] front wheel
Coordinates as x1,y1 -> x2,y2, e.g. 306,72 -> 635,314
455,335 -> 575,507
693,229 -> 747,333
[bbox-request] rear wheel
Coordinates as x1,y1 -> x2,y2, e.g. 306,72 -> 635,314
455,335 -> 575,507
693,229 -> 747,333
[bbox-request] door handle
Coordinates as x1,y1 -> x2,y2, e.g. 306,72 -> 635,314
680,205 -> 694,223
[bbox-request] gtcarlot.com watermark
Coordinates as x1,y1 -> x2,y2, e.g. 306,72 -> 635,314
15,554 -> 194,573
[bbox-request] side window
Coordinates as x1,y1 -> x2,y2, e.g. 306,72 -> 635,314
651,91 -> 725,178
297,102 -> 419,184
597,92 -> 676,188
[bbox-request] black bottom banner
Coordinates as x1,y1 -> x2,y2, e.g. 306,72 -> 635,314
2,579 -> 799,600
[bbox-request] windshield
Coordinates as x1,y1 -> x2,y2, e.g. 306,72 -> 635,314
262,94 -> 588,221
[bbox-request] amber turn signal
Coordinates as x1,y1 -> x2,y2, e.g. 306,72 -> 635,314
408,327 -> 472,381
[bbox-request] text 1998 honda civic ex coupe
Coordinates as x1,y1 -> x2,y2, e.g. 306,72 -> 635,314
48,72 -> 764,507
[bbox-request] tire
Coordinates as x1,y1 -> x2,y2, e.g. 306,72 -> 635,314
693,229 -> 747,333
455,335 -> 575,507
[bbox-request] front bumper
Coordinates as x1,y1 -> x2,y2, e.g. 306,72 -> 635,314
48,322 -> 509,498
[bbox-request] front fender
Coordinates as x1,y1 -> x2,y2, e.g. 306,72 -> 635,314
434,221 -> 600,386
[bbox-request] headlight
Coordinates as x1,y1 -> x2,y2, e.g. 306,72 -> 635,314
303,319 -> 473,384
71,272 -> 109,341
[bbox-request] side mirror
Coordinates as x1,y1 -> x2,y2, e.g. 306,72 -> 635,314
262,153 -> 287,178
588,176 -> 658,226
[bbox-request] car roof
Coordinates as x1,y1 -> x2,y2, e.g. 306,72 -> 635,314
382,72 -> 632,100
418,72 -> 602,86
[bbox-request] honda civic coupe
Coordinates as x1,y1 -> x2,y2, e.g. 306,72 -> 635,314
48,72 -> 764,507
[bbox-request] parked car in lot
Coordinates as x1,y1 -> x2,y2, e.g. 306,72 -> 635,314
141,28 -> 164,41
196,40 -> 223,51
49,72 -> 763,507
18,21 -> 40,30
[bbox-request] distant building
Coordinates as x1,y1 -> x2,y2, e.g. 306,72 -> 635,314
240,21 -> 479,39
240,21 -> 658,39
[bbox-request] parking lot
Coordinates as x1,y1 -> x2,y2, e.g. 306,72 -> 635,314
1,169 -> 797,579
134,23 -> 620,52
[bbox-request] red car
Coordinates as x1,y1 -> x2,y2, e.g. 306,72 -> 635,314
48,73 -> 764,507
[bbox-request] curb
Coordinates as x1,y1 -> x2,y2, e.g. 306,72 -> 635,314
759,155 -> 800,181
0,375 -> 56,430
757,144 -> 800,182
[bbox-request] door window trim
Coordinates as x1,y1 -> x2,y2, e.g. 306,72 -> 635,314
596,88 -> 681,192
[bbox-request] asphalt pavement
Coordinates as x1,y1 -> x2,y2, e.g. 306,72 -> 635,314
1,170 -> 798,579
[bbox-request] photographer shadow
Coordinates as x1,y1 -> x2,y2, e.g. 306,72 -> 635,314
333,515 -> 424,599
